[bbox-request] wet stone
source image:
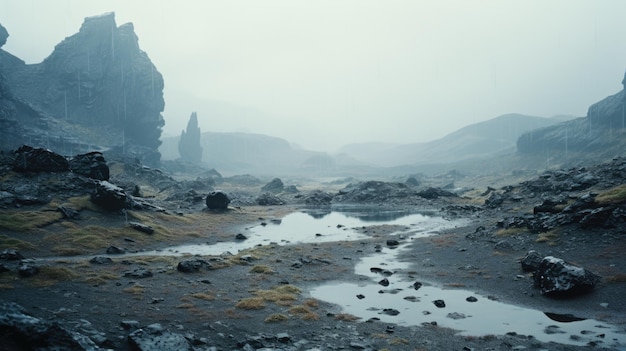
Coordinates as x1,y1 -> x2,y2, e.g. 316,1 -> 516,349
128,221 -> 154,234
106,246 -> 126,255
17,264 -> 39,277
380,308 -> 400,316
89,256 -> 113,265
0,249 -> 24,260
413,281 -> 423,290
123,268 -> 153,278
177,259 -> 211,273
466,296 -> 478,302
378,278 -> 389,286
433,299 -> 446,308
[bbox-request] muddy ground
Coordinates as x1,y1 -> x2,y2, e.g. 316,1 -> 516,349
0,157 -> 625,350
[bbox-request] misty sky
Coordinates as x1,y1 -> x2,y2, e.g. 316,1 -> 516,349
1,1 -> 626,151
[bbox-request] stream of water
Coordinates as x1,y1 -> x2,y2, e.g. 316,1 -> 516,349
127,207 -> 626,349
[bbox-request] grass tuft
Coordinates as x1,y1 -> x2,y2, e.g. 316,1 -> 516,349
596,184 -> 626,205
235,297 -> 266,310
264,313 -> 288,323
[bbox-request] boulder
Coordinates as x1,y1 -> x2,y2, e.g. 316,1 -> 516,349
261,178 -> 284,193
68,151 -> 109,180
520,250 -> 543,272
128,323 -> 192,351
304,190 -> 333,206
533,256 -> 600,296
177,259 -> 211,273
0,302 -> 98,350
91,180 -> 127,211
256,192 -> 284,206
205,191 -> 230,210
12,145 -> 69,173
417,187 -> 457,199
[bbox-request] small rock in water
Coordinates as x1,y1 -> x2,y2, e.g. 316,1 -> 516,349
386,239 -> 399,247
413,281 -> 423,290
447,312 -> 467,320
106,246 -> 126,255
356,294 -> 365,300
380,308 -> 400,316
465,296 -> 478,302
235,233 -> 247,240
432,299 -> 446,308
378,278 -> 390,286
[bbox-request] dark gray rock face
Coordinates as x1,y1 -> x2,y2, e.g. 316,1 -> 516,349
12,145 -> 69,172
205,191 -> 230,210
0,302 -> 98,350
334,181 -> 416,204
0,13 -> 164,166
68,151 -> 109,180
178,112 -> 203,164
177,259 -> 211,273
533,256 -> 600,296
517,71 -> 626,156
91,180 -> 127,211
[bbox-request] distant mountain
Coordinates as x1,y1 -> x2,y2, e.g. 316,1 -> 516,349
338,113 -> 573,167
161,131 -> 369,176
517,72 -> 626,165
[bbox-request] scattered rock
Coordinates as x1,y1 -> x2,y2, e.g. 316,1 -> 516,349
261,178 -> 284,193
12,145 -> 69,173
106,246 -> 126,255
235,233 -> 247,240
128,323 -> 192,351
378,278 -> 389,286
0,249 -> 24,261
57,206 -> 80,219
177,259 -> 211,273
90,256 -> 113,265
68,151 -> 109,180
17,263 -> 39,277
123,268 -> 153,278
128,221 -> 154,234
256,192 -> 284,206
433,299 -> 446,308
521,250 -> 543,272
91,180 -> 128,211
205,191 -> 230,210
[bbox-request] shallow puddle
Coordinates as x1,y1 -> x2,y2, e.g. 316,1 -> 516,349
133,207 -> 452,256
311,241 -> 626,349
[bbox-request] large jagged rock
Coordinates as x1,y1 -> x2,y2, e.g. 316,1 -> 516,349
12,145 -> 69,172
68,151 -> 109,180
0,13 -> 164,166
0,302 -> 99,350
533,256 -> 600,296
178,112 -> 203,164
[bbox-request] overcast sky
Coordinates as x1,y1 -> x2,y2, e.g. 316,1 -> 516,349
1,1 -> 626,151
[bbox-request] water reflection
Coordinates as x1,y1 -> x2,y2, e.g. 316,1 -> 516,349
310,242 -> 626,349
129,208 -> 451,257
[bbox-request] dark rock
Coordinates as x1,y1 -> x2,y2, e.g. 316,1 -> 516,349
0,264 -> 8,273
378,278 -> 389,286
256,192 -> 284,206
433,299 -> 446,308
303,190 -> 333,206
381,308 -> 400,316
128,221 -> 154,234
68,152 -> 109,180
579,207 -> 614,228
283,185 -> 299,193
466,296 -> 478,302
521,250 -> 543,272
128,323 -> 192,351
0,191 -> 16,206
17,264 -> 39,277
333,180 -> 416,204
235,233 -> 247,240
89,256 -> 113,264
261,178 -> 284,193
533,198 -> 564,214
386,239 -> 400,247
417,187 -> 457,199
494,240 -> 514,251
0,249 -> 24,261
276,332 -> 290,343
123,268 -> 153,278
485,192 -> 504,208
0,302 -> 98,350
177,259 -> 211,273
205,191 -> 230,210
413,281 -> 423,290
57,206 -> 80,219
106,245 -> 126,255
120,320 -> 141,330
356,294 -> 365,299
91,180 -> 127,211
405,176 -> 421,187
12,145 -> 69,172
533,256 -> 600,295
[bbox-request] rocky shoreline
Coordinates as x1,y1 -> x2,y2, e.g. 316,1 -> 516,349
1,148 -> 625,350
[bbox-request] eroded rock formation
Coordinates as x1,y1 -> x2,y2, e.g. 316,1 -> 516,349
178,112 -> 203,164
0,13 -> 164,166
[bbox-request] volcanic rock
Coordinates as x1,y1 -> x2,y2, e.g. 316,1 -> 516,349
533,256 -> 600,296
12,145 -> 69,173
91,180 -> 127,211
68,151 -> 109,180
205,191 -> 230,210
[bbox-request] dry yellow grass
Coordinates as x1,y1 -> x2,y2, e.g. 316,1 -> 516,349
596,184 -> 626,205
0,210 -> 62,232
249,265 -> 274,274
235,297 -> 266,310
264,313 -> 288,323
334,313 -> 361,321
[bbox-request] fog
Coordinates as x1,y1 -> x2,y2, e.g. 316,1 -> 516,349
2,1 -> 626,152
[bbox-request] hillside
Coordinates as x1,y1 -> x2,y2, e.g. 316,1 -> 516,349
338,114 -> 572,167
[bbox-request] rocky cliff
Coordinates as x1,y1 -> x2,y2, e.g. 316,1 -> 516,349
517,72 -> 626,159
0,13 -> 164,166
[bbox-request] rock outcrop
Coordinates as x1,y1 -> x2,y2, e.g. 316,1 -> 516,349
0,13 -> 164,166
178,112 -> 203,164
517,71 -> 626,158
